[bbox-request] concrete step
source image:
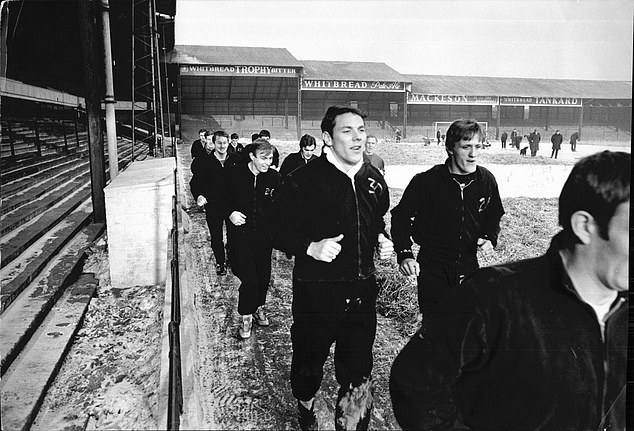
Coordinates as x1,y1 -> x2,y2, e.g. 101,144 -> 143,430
1,187 -> 91,267
0,223 -> 103,371
1,155 -> 86,197
0,201 -> 93,312
1,153 -> 77,183
0,273 -> 98,431
2,163 -> 90,216
1,172 -> 91,236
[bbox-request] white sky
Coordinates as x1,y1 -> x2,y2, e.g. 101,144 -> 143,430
175,0 -> 634,81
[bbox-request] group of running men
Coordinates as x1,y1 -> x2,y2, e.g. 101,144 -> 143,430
190,106 -> 628,431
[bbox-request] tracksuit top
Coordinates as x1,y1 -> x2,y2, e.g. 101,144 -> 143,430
274,155 -> 389,282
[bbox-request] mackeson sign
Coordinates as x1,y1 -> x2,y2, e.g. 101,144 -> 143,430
302,80 -> 404,92
408,94 -> 498,105
180,65 -> 299,77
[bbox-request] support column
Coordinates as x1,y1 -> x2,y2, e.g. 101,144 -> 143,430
296,76 -> 302,140
578,103 -> 583,139
101,0 -> 119,179
79,0 -> 106,223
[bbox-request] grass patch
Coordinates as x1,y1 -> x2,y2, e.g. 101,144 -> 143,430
375,190 -> 560,337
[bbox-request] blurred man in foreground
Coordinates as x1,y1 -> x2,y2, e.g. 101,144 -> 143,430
390,150 -> 629,430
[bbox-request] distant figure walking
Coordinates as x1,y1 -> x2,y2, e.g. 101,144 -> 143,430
528,129 -> 541,157
510,128 -> 519,148
500,131 -> 508,149
570,131 -> 579,152
395,128 -> 402,143
550,130 -> 563,159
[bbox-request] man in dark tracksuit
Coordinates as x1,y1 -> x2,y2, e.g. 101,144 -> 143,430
190,130 -> 240,275
390,151 -> 629,431
391,119 -> 504,317
279,133 -> 318,178
225,139 -> 281,339
274,106 -> 393,431
191,128 -> 207,159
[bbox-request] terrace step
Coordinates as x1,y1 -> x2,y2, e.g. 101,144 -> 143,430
0,272 -> 99,431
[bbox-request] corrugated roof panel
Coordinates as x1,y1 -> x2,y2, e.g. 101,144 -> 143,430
407,74 -> 632,99
167,45 -> 303,68
301,60 -> 409,82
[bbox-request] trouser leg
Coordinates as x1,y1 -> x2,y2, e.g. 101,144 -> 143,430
290,280 -> 338,401
205,208 -> 225,265
231,236 -> 260,315
255,243 -> 272,308
333,281 -> 378,431
416,259 -> 463,317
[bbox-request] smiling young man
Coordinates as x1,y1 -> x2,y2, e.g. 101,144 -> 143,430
391,151 -> 629,431
225,139 -> 281,339
274,106 -> 393,430
190,130 -> 240,276
391,119 -> 504,317
279,134 -> 318,178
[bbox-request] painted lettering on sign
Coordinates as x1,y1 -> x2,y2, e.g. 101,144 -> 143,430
500,96 -> 581,106
180,65 -> 297,76
302,80 -> 403,91
408,94 -> 498,105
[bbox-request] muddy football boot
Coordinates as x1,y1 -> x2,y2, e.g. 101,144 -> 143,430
254,307 -> 270,326
297,400 -> 318,431
335,380 -> 374,431
215,263 -> 226,276
239,315 -> 252,339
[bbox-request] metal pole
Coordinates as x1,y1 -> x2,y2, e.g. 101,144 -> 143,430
296,74 -> 302,140
152,0 -> 166,157
101,0 -> 119,178
131,0 -> 135,160
148,0 -> 159,155
160,22 -> 173,157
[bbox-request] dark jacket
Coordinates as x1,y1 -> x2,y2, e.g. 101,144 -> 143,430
191,139 -> 205,159
390,233 -> 627,431
391,160 -> 504,273
224,164 -> 281,242
279,151 -> 318,177
551,132 -> 563,149
190,151 -> 241,214
227,142 -> 244,155
500,131 -> 508,140
274,155 -> 389,282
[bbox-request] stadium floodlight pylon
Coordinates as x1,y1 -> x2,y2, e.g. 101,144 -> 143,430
132,0 -> 165,158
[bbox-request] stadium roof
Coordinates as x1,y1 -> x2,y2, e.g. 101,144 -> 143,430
300,60 -> 409,82
166,45 -> 303,68
407,75 -> 632,99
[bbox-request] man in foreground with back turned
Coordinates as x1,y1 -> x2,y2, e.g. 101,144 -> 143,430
390,150 -> 629,430
274,106 -> 393,431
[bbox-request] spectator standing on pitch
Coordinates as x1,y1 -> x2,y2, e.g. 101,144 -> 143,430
528,128 -> 541,157
510,128 -> 518,148
500,130 -> 508,148
436,129 -> 441,145
190,130 -> 240,276
570,131 -> 579,152
225,139 -> 281,339
258,129 -> 280,169
228,132 -> 244,155
191,128 -> 208,159
279,134 -> 318,178
551,129 -> 563,159
274,106 -> 393,430
395,128 -> 402,143
363,135 -> 385,175
391,119 -> 504,317
390,150 -> 629,431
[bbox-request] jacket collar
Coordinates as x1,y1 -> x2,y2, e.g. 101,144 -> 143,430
442,157 -> 484,181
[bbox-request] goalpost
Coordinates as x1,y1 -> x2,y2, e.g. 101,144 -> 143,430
434,121 -> 488,141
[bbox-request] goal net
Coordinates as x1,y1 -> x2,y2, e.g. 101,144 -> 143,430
434,121 -> 488,141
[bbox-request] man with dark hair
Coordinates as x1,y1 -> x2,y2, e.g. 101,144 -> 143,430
550,129 -> 563,159
390,150 -> 629,431
500,130 -> 508,149
391,119 -> 504,317
275,105 -> 393,430
191,128 -> 207,159
279,134 -> 318,177
258,129 -> 280,169
225,139 -> 280,339
190,130 -> 240,276
228,132 -> 244,155
363,135 -> 385,175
